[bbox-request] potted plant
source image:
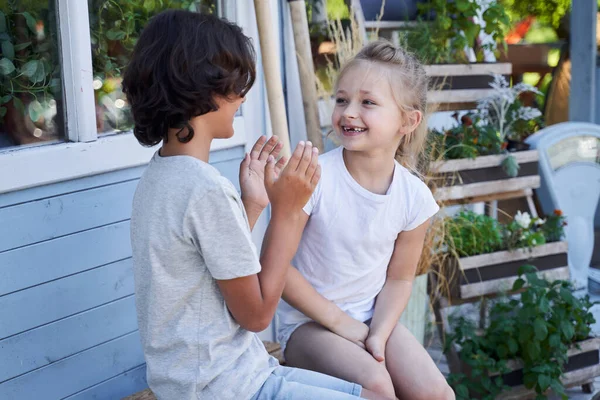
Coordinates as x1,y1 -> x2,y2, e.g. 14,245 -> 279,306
398,0 -> 513,107
446,268 -> 598,399
0,3 -> 62,147
435,209 -> 569,302
428,75 -> 544,203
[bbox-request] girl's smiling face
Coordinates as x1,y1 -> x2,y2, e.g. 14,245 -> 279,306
332,61 -> 405,155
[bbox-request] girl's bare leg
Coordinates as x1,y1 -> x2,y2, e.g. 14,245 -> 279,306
285,322 -> 397,399
384,323 -> 455,400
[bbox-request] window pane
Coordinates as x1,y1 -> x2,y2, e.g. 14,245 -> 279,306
0,2 -> 64,149
89,1 -> 220,135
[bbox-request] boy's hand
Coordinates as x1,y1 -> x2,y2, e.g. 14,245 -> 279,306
330,312 -> 369,349
265,141 -> 320,215
240,136 -> 286,211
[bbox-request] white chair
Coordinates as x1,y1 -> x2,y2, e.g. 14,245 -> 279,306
526,122 -> 600,290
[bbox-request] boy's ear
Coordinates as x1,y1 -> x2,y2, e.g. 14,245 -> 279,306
400,110 -> 422,135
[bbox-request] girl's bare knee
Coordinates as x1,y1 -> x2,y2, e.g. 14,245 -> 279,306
362,368 -> 395,399
417,381 -> 454,400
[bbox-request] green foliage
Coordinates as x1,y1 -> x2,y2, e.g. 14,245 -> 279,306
447,270 -> 596,399
444,210 -> 565,258
444,211 -> 504,257
499,0 -> 571,31
0,1 -> 61,126
501,154 -> 520,178
401,0 -> 510,64
541,209 -> 567,243
428,75 -> 544,161
88,0 -> 213,79
429,114 -> 504,161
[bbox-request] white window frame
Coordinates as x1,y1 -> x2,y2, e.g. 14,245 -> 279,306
0,0 -> 253,195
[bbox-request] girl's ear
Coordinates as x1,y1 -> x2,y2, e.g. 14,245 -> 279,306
400,110 -> 423,135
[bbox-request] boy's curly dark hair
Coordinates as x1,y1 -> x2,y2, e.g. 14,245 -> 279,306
122,10 -> 256,146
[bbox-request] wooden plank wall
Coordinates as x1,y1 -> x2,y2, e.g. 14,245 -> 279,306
0,146 -> 245,400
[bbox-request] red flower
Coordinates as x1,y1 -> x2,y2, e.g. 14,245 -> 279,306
461,115 -> 473,126
554,209 -> 563,216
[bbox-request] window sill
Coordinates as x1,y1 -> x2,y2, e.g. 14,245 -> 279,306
0,117 -> 246,195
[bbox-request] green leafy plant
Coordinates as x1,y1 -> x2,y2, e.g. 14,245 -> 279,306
429,113 -> 504,161
501,154 -> 519,177
444,210 -> 565,258
0,1 -> 61,143
89,0 -> 214,79
541,209 -> 567,243
401,0 -> 510,64
499,0 -> 571,32
428,74 -> 544,163
477,74 -> 545,144
447,266 -> 596,399
444,210 -> 504,257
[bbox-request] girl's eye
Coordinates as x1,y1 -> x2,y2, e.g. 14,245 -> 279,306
363,99 -> 376,105
335,97 -> 347,104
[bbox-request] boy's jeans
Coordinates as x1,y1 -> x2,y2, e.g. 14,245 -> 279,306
251,366 -> 363,399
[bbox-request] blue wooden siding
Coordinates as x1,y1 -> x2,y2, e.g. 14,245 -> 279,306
0,144 -> 245,399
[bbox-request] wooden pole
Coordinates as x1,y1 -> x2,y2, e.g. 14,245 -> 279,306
253,0 -> 292,158
288,0 -> 324,152
569,1 -> 597,122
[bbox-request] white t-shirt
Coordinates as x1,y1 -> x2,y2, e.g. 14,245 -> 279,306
277,146 -> 439,345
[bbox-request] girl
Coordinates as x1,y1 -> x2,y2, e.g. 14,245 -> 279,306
277,40 -> 455,400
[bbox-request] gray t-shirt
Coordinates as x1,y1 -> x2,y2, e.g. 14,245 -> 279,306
131,151 -> 277,400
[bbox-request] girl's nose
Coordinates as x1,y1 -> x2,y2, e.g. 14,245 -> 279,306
343,103 -> 359,119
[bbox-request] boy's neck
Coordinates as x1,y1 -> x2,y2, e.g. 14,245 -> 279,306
160,123 -> 213,163
342,148 -> 396,195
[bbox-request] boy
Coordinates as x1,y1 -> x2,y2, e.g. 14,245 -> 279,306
123,9 -> 387,400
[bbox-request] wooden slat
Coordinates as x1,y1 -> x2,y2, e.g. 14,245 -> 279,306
498,338 -> 600,372
442,189 -> 533,206
0,296 -> 137,382
0,167 -> 143,209
460,267 -> 569,299
0,259 -> 134,339
567,337 -> 600,357
428,89 -> 496,104
363,20 -> 418,29
66,365 -> 147,400
0,221 -> 131,296
0,180 -> 137,253
459,242 -> 569,270
123,388 -> 155,400
496,365 -> 600,399
0,332 -> 144,400
425,63 -> 512,77
434,175 -> 540,201
562,364 -> 600,388
431,150 -> 539,173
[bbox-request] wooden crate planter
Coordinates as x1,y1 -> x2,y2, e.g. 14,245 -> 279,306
439,241 -> 569,303
430,150 -> 540,204
457,337 -> 600,399
425,62 -> 512,110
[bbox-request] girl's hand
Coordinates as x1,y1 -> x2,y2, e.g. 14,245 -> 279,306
239,136 -> 286,211
330,312 -> 370,349
365,333 -> 387,364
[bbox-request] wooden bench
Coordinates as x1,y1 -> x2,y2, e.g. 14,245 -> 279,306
122,341 -> 284,400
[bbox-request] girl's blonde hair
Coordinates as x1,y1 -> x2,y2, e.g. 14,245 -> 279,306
335,39 -> 430,174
